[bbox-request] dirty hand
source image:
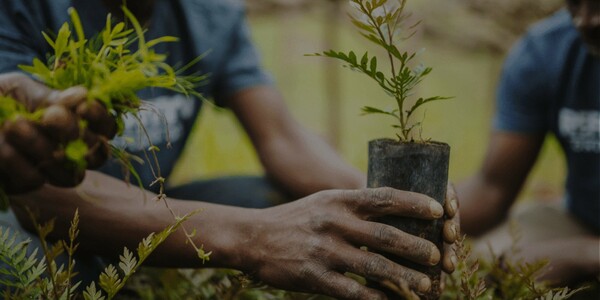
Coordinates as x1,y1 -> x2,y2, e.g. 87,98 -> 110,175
244,187 -> 448,300
0,72 -> 117,193
441,183 -> 460,274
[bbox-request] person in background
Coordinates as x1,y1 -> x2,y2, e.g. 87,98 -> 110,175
0,0 -> 459,298
458,0 -> 599,286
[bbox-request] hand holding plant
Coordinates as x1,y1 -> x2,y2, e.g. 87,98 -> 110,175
0,73 -> 115,193
0,6 -> 210,262
0,6 -> 204,200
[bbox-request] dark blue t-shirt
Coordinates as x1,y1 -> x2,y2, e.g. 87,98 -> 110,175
0,0 -> 272,192
495,9 -> 600,232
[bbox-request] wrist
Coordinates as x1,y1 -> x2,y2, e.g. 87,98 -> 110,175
196,206 -> 263,272
580,237 -> 600,275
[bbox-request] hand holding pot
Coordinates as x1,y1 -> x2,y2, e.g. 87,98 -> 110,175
441,183 -> 460,274
0,72 -> 116,193
245,187 -> 450,299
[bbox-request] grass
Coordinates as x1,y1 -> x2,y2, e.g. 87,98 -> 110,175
169,5 -> 566,203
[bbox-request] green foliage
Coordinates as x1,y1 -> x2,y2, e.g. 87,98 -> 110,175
0,209 -> 198,300
0,227 -> 46,299
441,236 -> 588,300
122,268 -> 334,300
19,7 -> 205,115
92,210 -> 197,299
2,215 -> 590,300
309,0 -> 450,141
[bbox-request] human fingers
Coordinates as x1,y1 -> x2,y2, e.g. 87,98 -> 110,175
331,247 -> 431,294
342,220 -> 440,266
40,104 -> 80,142
3,116 -> 55,163
44,86 -> 88,108
39,156 -> 85,187
0,133 -> 45,193
444,183 -> 458,218
300,268 -> 387,300
441,243 -> 458,274
82,131 -> 110,169
443,215 -> 459,244
343,187 -> 444,220
49,90 -> 115,169
75,100 -> 118,138
0,73 -> 51,111
0,73 -> 86,111
442,209 -> 459,273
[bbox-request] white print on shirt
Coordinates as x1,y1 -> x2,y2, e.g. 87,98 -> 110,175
112,95 -> 196,152
558,108 -> 600,153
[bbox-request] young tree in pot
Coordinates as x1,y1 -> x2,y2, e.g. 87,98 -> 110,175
311,0 -> 450,298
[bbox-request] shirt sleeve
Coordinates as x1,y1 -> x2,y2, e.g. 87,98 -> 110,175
0,0 -> 48,74
493,32 -> 551,134
211,10 -> 272,106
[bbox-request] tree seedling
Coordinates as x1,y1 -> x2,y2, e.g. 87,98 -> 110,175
309,0 -> 450,141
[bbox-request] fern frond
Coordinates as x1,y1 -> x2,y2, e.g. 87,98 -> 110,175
0,227 -> 46,299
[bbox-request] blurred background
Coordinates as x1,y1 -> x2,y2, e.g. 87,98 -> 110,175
169,0 -> 566,204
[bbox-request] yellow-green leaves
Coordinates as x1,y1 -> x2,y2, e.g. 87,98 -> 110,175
19,6 -> 204,114
0,96 -> 27,122
65,139 -> 89,170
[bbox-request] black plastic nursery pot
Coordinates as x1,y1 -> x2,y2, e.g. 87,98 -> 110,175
367,138 -> 450,300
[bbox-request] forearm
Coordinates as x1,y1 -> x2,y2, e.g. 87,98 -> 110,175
459,132 -> 544,236
258,124 -> 365,197
9,170 -> 258,270
230,86 -> 364,197
457,174 -> 514,236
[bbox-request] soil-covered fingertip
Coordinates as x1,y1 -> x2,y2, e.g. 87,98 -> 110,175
76,100 -> 118,138
41,105 -> 79,142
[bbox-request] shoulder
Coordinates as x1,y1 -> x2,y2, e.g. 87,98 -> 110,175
503,9 -> 582,82
0,0 -> 69,31
528,9 -> 575,39
519,9 -> 580,59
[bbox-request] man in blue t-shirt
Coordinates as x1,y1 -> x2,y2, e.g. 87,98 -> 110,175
458,0 -> 599,285
0,0 -> 459,297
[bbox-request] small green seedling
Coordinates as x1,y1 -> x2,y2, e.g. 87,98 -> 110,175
309,0 -> 450,141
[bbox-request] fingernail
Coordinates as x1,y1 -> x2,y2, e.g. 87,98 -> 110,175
451,199 -> 458,213
418,277 -> 431,293
430,201 -> 443,218
449,222 -> 457,239
443,222 -> 457,243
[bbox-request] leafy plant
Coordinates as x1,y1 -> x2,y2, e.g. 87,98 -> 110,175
0,227 -> 46,299
309,0 -> 450,141
20,7 -> 205,119
2,211 -> 590,300
441,234 -> 588,300
0,209 -> 197,300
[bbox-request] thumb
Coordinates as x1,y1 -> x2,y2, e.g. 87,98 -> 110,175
44,86 -> 88,109
0,72 -> 87,111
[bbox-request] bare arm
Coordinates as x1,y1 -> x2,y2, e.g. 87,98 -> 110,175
11,171 -> 449,298
457,131 -> 545,236
228,86 -> 365,197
